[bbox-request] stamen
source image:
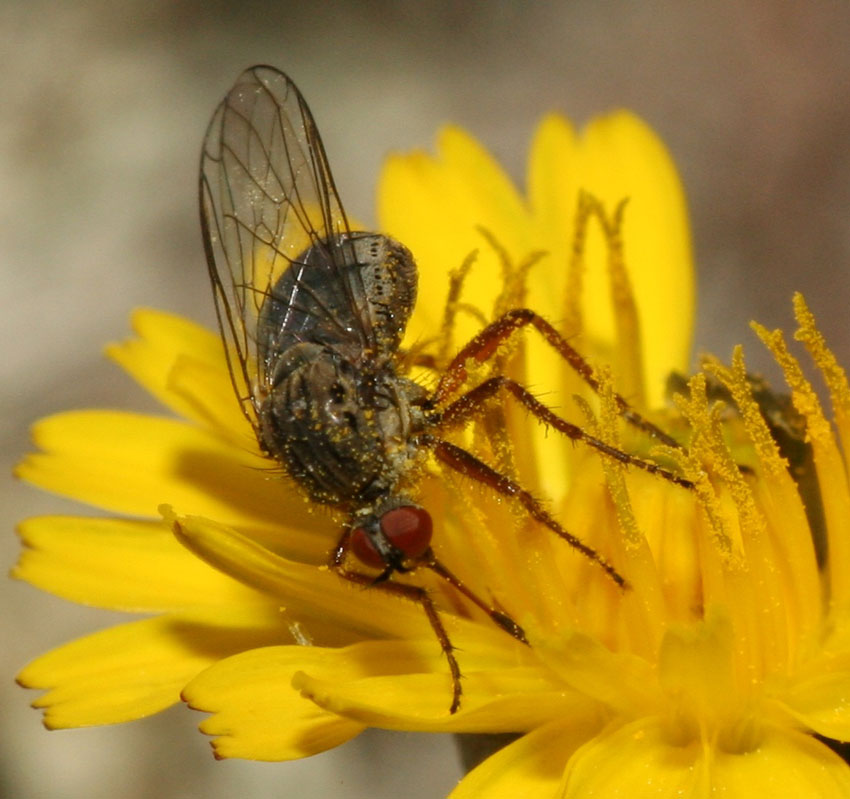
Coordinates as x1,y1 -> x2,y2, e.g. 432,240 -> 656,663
755,318 -> 850,606
752,324 -> 831,448
563,190 -> 592,339
437,248 -> 479,367
601,198 -> 645,408
793,293 -> 850,444
670,374 -> 740,566
703,348 -> 787,478
573,392 -> 660,656
563,191 -> 646,407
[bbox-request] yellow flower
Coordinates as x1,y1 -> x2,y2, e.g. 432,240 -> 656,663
14,110 -> 850,797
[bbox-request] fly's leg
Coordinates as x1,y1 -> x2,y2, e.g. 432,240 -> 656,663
436,376 -> 693,490
329,530 -> 464,713
421,434 -> 628,589
432,307 -> 680,448
421,552 -> 527,643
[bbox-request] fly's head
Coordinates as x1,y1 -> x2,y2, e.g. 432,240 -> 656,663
349,499 -> 433,576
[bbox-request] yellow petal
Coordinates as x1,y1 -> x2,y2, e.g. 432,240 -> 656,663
18,612 -> 284,729
529,112 -> 694,406
709,726 -> 850,797
766,610 -> 850,739
579,112 -> 694,404
780,669 -> 850,741
526,114 -> 580,321
16,411 -> 327,556
379,126 -> 532,352
170,511 -> 438,641
451,716 -> 602,799
657,607 -> 737,722
108,309 -> 256,448
13,516 -> 266,611
166,353 -> 251,443
564,717 -> 850,797
562,717 -> 708,797
182,645 -> 373,760
530,625 -> 659,717
121,308 -> 223,365
295,652 -> 580,733
106,309 -> 230,424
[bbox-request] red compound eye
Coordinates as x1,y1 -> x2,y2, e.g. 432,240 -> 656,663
349,527 -> 384,568
350,506 -> 433,569
381,506 -> 433,558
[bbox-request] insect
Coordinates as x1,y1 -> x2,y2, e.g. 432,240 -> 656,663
200,65 -> 691,712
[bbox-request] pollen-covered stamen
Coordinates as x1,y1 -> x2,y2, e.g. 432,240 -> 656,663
350,505 -> 433,569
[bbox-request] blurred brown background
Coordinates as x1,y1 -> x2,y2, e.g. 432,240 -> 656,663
3,2 -> 850,797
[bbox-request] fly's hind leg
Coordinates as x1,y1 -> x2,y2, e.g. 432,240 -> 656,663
436,375 -> 693,489
422,434 -> 627,588
432,307 -> 680,449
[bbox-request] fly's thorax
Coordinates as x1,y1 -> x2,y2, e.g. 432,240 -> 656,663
348,233 -> 418,353
256,232 -> 417,369
258,346 -> 427,506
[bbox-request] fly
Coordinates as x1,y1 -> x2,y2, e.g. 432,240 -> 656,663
200,66 -> 691,712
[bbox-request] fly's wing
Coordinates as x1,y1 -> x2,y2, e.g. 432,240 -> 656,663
199,65 -> 373,436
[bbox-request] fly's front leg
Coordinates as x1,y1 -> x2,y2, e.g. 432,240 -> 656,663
422,552 -> 527,644
328,530 -> 464,713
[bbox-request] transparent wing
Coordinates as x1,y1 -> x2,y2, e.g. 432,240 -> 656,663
199,65 -> 373,435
